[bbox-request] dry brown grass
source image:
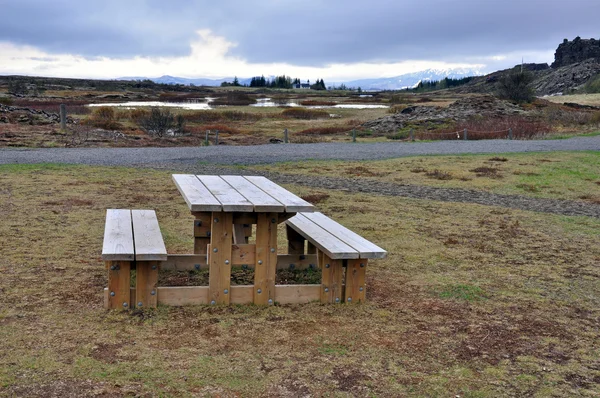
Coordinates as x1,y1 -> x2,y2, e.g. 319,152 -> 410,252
1,164 -> 599,396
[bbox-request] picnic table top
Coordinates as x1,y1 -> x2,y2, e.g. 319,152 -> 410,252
172,174 -> 315,213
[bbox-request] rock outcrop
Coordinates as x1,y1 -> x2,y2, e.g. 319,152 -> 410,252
362,96 -> 523,133
0,104 -> 75,125
552,37 -> 600,68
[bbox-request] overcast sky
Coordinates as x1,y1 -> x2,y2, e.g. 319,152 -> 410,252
0,0 -> 598,81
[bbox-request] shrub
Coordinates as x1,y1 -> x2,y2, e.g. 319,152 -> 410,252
139,107 -> 175,137
129,108 -> 149,123
0,97 -> 14,106
281,108 -> 329,120
88,106 -> 121,130
295,126 -> 349,135
496,70 -> 535,103
299,100 -> 336,106
386,130 -> 410,140
211,92 -> 256,106
583,73 -> 600,93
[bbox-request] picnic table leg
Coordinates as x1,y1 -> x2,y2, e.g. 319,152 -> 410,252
209,212 -> 233,304
319,251 -> 343,304
254,213 -> 278,305
135,261 -> 159,309
233,224 -> 247,244
344,259 -> 366,303
286,225 -> 305,255
193,212 -> 212,255
106,261 -> 131,309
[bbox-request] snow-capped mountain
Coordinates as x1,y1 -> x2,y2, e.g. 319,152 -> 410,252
339,68 -> 485,90
118,68 -> 484,90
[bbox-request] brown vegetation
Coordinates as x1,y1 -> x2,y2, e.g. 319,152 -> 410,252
281,108 -> 330,120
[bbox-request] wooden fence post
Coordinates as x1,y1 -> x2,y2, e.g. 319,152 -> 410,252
509,128 -> 513,140
59,104 -> 67,130
284,128 -> 288,143
410,128 -> 414,142
215,130 -> 219,145
205,130 -> 209,146
463,128 -> 468,141
352,129 -> 356,143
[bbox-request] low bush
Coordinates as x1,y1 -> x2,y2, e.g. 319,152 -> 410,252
496,70 -> 535,103
211,92 -> 256,106
0,97 -> 14,106
299,100 -> 337,106
87,106 -> 122,130
295,126 -> 349,136
386,130 -> 410,140
139,107 -> 176,137
281,108 -> 329,120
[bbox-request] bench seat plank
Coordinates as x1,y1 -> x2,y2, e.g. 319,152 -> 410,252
172,174 -> 222,212
286,214 -> 359,259
102,209 -> 134,261
243,176 -> 314,212
301,212 -> 387,259
221,175 -> 285,212
197,176 -> 254,212
132,210 -> 168,261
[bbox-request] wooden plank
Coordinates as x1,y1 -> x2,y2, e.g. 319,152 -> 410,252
287,214 -> 359,259
106,285 -> 320,306
193,213 -> 211,255
319,252 -> 344,304
221,175 -> 285,212
161,254 -> 207,271
197,176 -> 253,212
254,213 -> 278,305
208,244 -> 255,266
243,176 -> 314,212
135,261 -> 158,308
232,213 -> 257,225
102,209 -> 134,261
287,225 -> 305,254
107,261 -> 131,309
172,174 -> 222,212
161,253 -> 316,271
301,212 -> 387,259
131,210 -> 167,261
307,241 -> 317,255
275,285 -> 320,304
345,259 -> 366,303
209,211 -> 233,304
230,285 -> 254,304
233,224 -> 247,244
158,286 -> 209,306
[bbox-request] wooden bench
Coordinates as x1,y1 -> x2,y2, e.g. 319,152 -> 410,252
102,209 -> 167,309
286,212 -> 387,303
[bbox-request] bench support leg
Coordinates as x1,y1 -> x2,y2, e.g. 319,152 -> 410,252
106,261 -> 131,309
136,261 -> 159,309
193,212 -> 212,255
307,242 -> 317,255
209,212 -> 233,304
319,251 -> 344,304
254,213 -> 278,305
345,259 -> 366,303
286,225 -> 305,255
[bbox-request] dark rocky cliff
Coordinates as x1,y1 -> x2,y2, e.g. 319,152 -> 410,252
552,37 -> 600,68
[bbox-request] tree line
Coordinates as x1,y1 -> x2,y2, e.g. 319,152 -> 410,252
221,75 -> 327,90
410,76 -> 474,92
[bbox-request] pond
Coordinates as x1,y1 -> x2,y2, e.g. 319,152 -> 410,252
87,97 -> 388,110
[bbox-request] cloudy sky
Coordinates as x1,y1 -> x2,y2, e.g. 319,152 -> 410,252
0,0 -> 598,81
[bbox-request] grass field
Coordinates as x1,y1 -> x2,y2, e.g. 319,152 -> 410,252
544,93 -> 600,107
1,160 -> 599,396
254,151 -> 600,202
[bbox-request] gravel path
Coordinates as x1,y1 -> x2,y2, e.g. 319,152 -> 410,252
2,137 -> 599,218
1,136 -> 599,166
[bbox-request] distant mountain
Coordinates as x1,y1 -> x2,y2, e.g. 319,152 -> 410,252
118,69 -> 484,90
116,75 -> 253,86
339,68 -> 485,90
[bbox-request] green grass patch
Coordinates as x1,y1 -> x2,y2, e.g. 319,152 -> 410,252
437,284 -> 487,301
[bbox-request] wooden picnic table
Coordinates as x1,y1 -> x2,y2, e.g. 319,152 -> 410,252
172,175 -> 314,305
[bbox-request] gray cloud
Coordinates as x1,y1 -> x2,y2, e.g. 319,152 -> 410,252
1,0 -> 599,68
